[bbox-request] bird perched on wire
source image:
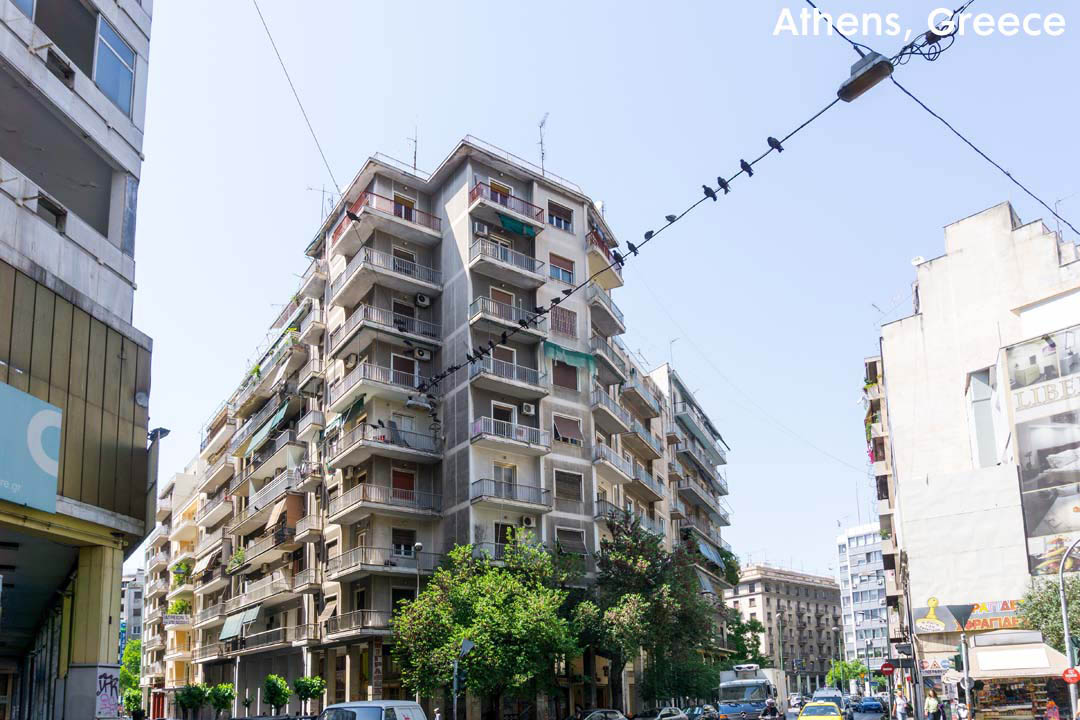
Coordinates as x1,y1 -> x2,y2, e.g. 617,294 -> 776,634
644,230 -> 654,240
717,177 -> 730,194
703,185 -> 717,201
611,249 -> 625,266
767,137 -> 784,153
740,160 -> 754,177
665,214 -> 677,223
626,242 -> 639,256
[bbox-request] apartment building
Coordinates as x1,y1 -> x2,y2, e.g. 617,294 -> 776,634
0,2 -> 156,718
836,523 -> 888,672
724,565 -> 842,694
121,570 -> 146,656
138,137 -> 733,717
875,202 -> 1080,701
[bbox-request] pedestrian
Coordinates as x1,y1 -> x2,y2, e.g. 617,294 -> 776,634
925,689 -> 942,720
894,692 -> 908,720
435,708 -> 442,720
957,702 -> 969,720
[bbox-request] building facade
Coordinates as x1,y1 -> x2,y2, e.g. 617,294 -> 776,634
836,523 -> 888,671
725,565 -> 842,694
121,570 -> 146,656
0,1 -> 156,718
875,202 -> 1080,698
137,137 -> 734,717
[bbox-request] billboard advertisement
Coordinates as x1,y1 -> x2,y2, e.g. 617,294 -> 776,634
0,382 -> 61,513
1007,325 -> 1080,574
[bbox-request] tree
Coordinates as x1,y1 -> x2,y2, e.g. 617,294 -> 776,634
641,649 -> 719,702
294,676 -> 327,713
263,674 -> 293,715
719,610 -> 771,669
175,683 -> 209,720
119,638 -> 141,692
827,659 -> 868,690
1019,576 -> 1080,654
122,688 -> 142,716
391,540 -> 579,714
167,598 -> 192,614
208,683 -> 236,719
718,546 -> 742,587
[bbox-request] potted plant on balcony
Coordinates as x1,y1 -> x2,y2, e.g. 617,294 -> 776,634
241,694 -> 254,717
171,561 -> 191,588
263,674 -> 293,716
168,598 -> 192,615
228,548 -> 246,572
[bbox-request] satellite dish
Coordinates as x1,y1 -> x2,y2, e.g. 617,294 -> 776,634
910,256 -> 926,266
135,391 -> 150,408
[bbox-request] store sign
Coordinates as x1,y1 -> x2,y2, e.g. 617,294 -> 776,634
0,383 -> 61,513
919,655 -> 954,676
913,597 -> 1023,634
1006,325 -> 1080,576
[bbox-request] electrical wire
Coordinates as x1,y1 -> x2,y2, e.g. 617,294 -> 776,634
802,0 -> 873,56
890,77 -> 1080,238
251,0 -> 340,192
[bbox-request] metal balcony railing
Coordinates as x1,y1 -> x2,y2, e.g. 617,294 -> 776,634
470,479 -> 551,506
196,527 -> 225,554
586,231 -> 624,280
194,643 -> 224,661
195,602 -> 225,626
469,238 -> 544,275
234,625 -> 297,651
143,635 -> 164,651
200,399 -> 233,451
146,577 -> 169,596
299,355 -> 322,383
145,605 -> 164,623
471,417 -> 550,447
674,401 -> 727,463
328,362 -> 420,406
473,542 -> 508,560
298,410 -> 325,438
294,567 -> 321,587
225,573 -> 292,613
592,444 -> 632,478
148,550 -> 169,568
469,297 -> 546,331
626,418 -> 665,456
327,546 -> 442,576
587,282 -> 624,326
591,387 -> 632,426
331,245 -> 442,299
296,514 -> 323,536
595,500 -> 665,537
229,391 -> 288,454
202,452 -> 232,485
469,182 -> 544,222
631,463 -> 666,498
228,470 -> 295,532
196,491 -> 228,524
325,609 -> 393,635
622,373 -> 662,415
244,432 -> 301,481
340,190 -> 442,235
244,526 -> 297,564
330,304 -> 440,350
324,424 -> 440,460
234,332 -> 301,410
469,355 -> 544,387
328,483 -> 442,516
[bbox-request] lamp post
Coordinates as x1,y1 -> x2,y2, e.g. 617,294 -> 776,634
865,639 -> 873,695
414,541 -> 424,704
1058,536 -> 1080,719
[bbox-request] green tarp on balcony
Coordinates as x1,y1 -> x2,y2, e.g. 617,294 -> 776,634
244,402 -> 288,458
497,213 -> 537,238
543,341 -> 596,376
218,613 -> 244,640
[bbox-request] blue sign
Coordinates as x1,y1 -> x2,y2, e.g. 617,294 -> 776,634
0,382 -> 61,513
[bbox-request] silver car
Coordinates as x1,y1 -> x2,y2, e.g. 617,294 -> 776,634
320,701 -> 428,720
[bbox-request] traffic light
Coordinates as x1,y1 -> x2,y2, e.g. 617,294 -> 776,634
953,644 -> 964,673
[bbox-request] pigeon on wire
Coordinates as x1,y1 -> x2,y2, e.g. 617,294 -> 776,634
740,160 -> 754,177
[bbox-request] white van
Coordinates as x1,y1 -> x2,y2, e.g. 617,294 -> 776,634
320,700 -> 428,720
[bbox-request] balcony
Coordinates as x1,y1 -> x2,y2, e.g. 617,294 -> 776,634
667,460 -> 684,482
293,567 -> 322,594
669,495 -> 687,520
469,297 -> 547,342
327,483 -> 442,525
470,479 -> 551,511
299,355 -> 324,393
196,491 -> 231,529
595,500 -> 665,538
294,411 -> 324,445
234,332 -> 307,418
169,513 -> 197,543
620,373 -> 662,419
468,238 -> 546,288
196,565 -> 229,595
592,444 -> 632,486
329,303 -> 441,359
163,614 -> 192,632
325,424 -> 441,470
330,245 -> 443,309
193,643 -> 226,664
144,661 -> 165,678
331,191 -> 442,256
299,259 -> 327,299
664,423 -> 680,446
166,574 -> 195,601
163,639 -> 192,662
327,362 -> 423,415
674,402 -> 726,466
673,426 -> 725,490
228,472 -> 297,537
470,417 -> 551,456
298,303 -> 325,346
242,430 -> 306,486
469,356 -> 548,400
228,390 -> 293,458
591,387 -> 632,435
294,460 -> 325,494
228,625 -> 306,656
586,283 -> 626,336
585,231 -> 624,290
148,550 -> 168,573
621,419 -> 664,460
146,577 -> 169,599
590,335 -> 628,386
148,522 -> 170,548
196,527 -> 225,557
145,605 -> 164,625
627,463 -> 666,503
144,635 -> 165,652
327,546 -> 442,584
681,515 -> 725,547
296,514 -> 324,543
468,182 -> 545,231
225,572 -> 295,613
199,452 -> 235,495
155,495 -> 172,521
199,416 -> 236,462
324,609 -> 392,640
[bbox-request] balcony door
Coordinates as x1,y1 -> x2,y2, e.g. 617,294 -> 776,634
391,353 -> 417,388
491,402 -> 516,437
493,462 -> 516,497
392,246 -> 416,276
495,522 -> 514,557
391,467 -> 415,504
393,194 -> 415,222
489,179 -> 512,207
490,287 -> 514,320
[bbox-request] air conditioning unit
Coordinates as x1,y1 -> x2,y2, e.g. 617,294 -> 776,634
415,293 -> 431,308
521,516 -> 536,528
414,347 -> 432,361
521,402 -> 536,416
473,221 -> 489,236
344,353 -> 358,370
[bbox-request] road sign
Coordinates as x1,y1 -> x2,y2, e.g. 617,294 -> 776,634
960,677 -> 975,690
880,662 -> 895,676
1063,667 -> 1080,684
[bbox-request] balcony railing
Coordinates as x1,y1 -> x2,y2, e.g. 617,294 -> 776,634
146,578 -> 169,596
294,567 -> 321,587
674,401 -> 727,463
328,483 -> 442,516
586,231 -> 624,279
591,387 -> 632,426
298,410 -> 325,437
594,500 -> 665,536
469,182 -> 544,223
235,625 -> 298,652
325,424 -> 440,460
225,573 -> 292,612
340,190 -> 442,236
331,245 -> 442,299
228,470 -> 295,532
200,400 -> 232,451
469,238 -> 544,275
148,550 -> 169,568
229,392 -> 287,454
631,463 -> 666,498
193,643 -> 225,661
470,479 -> 551,506
623,373 -> 662,415
592,443 -> 633,477
469,355 -> 544,387
330,304 -> 440,350
473,542 -> 508,561
244,432 -> 301,481
328,362 -> 419,406
626,418 -> 665,457
244,526 -> 297,563
234,332 -> 302,410
145,605 -> 164,623
325,609 -> 392,635
202,452 -> 232,484
590,335 -> 627,375
587,283 -> 624,325
196,566 -> 227,590
196,527 -> 225,554
471,417 -> 551,447
196,490 -> 229,524
469,297 -> 546,331
143,635 -> 165,651
327,546 -> 442,576
296,514 -> 323,536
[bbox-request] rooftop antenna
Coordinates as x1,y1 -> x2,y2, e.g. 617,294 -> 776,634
306,185 -> 340,222
1055,192 -> 1077,239
407,125 -> 419,172
538,112 -> 549,176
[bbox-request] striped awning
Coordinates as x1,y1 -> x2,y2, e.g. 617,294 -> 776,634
218,613 -> 244,641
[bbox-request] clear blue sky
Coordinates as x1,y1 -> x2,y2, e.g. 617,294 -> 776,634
125,0 -> 1078,575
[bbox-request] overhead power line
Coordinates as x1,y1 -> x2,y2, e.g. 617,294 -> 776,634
251,0 -> 340,192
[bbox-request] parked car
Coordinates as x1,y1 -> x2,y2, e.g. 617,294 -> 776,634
789,695 -> 804,709
585,710 -> 628,720
856,699 -> 885,716
319,700 -> 427,720
686,705 -> 719,720
636,708 -> 689,720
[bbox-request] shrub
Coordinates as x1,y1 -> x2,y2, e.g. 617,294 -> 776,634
263,674 -> 292,715
175,683 -> 209,720
294,675 -> 327,708
167,598 -> 192,614
208,683 -> 237,719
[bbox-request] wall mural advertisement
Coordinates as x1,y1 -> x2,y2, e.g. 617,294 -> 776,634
1007,324 -> 1080,575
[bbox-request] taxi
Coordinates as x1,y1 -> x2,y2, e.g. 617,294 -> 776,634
798,702 -> 844,720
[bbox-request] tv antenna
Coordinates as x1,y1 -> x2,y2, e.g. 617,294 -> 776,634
538,112 -> 549,175
306,185 -> 340,222
407,125 -> 419,172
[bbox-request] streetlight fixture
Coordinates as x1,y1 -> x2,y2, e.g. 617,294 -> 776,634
837,52 -> 894,103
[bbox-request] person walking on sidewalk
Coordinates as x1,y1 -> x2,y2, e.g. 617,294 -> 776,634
895,692 -> 909,720
925,689 -> 942,720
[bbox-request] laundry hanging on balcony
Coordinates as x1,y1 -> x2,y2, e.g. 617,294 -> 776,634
497,213 -> 537,238
543,341 -> 596,376
243,402 -> 289,458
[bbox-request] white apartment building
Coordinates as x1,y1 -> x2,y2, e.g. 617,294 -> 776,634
836,522 -> 888,670
138,137 -> 734,718
121,570 -> 146,656
878,202 -> 1080,694
0,2 -> 156,718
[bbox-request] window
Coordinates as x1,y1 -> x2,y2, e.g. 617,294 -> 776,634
391,353 -> 418,387
391,587 -> 415,614
555,528 -> 586,554
36,194 -> 67,231
554,471 -> 582,501
548,202 -> 573,232
968,368 -> 997,467
493,462 -> 516,486
95,17 -> 135,116
553,415 -> 584,446
748,582 -> 756,593
489,180 -> 513,205
491,401 -> 516,426
393,194 -> 416,222
749,598 -> 756,607
550,306 -> 577,338
549,253 -> 575,284
552,360 -> 578,390
391,528 -> 416,557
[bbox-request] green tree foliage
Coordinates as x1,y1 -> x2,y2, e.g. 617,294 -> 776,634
119,638 -> 141,692
122,687 -> 142,715
167,598 -> 192,614
641,649 -> 719,702
827,659 -> 869,689
208,683 -> 236,719
294,676 -> 327,710
719,610 -> 771,669
263,674 -> 293,714
175,683 -> 209,720
1019,576 -> 1080,653
391,539 -> 579,706
718,546 -> 741,587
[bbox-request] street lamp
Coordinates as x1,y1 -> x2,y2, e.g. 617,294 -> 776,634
414,541 -> 424,704
1059,536 -> 1080,719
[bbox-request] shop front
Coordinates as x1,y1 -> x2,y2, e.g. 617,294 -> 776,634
966,631 -> 1070,720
